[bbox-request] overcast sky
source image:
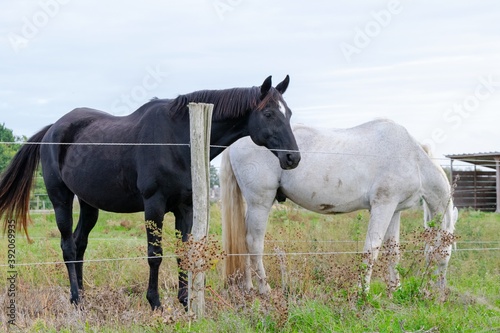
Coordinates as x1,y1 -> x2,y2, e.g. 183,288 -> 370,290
1,1 -> 499,168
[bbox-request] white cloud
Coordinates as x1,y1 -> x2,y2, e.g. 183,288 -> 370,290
0,0 -> 499,162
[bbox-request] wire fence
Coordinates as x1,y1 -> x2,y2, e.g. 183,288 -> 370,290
11,140 -> 494,209
1,246 -> 499,269
1,248 -> 500,268
19,236 -> 500,245
1,141 -> 498,269
0,140 -> 496,165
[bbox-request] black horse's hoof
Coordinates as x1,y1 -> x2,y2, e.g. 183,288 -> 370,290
70,298 -> 84,310
177,288 -> 188,311
148,299 -> 162,311
151,305 -> 163,312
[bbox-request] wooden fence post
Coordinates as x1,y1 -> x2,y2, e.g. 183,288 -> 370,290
187,102 -> 213,318
495,158 -> 500,213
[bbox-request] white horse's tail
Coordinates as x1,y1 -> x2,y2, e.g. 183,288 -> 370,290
221,148 -> 248,282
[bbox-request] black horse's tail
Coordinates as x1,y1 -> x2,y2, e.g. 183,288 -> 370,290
0,125 -> 52,242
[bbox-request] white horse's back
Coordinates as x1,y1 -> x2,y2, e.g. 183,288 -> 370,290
232,119 -> 441,214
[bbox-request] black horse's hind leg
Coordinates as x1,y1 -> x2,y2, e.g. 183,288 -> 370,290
73,199 -> 99,291
144,194 -> 167,310
49,185 -> 80,305
173,203 -> 193,309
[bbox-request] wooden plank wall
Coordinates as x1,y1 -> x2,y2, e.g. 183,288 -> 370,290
452,170 -> 497,211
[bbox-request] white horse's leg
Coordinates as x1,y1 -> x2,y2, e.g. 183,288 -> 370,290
245,199 -> 275,295
362,202 -> 398,290
383,211 -> 401,291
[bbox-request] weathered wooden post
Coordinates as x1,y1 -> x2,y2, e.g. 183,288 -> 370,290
495,157 -> 500,213
187,102 -> 213,318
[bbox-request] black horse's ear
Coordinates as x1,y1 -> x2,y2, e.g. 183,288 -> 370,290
260,75 -> 272,100
275,75 -> 290,94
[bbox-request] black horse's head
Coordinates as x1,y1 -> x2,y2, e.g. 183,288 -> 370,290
248,75 -> 300,170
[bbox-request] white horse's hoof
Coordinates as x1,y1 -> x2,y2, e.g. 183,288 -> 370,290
259,283 -> 271,295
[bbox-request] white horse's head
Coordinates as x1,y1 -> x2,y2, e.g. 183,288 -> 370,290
447,202 -> 459,234
423,199 -> 458,288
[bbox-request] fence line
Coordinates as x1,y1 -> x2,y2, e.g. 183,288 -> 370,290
1,247 -> 499,268
1,141 -> 498,268
0,141 -> 190,147
24,236 -> 500,244
0,141 -> 483,163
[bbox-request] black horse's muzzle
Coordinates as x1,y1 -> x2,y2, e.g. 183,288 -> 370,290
277,150 -> 301,170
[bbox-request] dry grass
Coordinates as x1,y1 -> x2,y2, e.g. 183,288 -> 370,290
0,205 -> 499,332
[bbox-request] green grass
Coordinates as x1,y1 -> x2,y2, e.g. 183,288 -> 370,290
0,204 -> 499,332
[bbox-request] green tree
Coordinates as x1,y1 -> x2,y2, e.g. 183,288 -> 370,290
0,124 -> 52,209
210,164 -> 219,188
0,123 -> 22,173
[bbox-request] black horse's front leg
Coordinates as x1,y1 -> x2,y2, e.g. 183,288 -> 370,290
177,258 -> 189,309
174,203 -> 193,310
145,218 -> 164,310
143,194 -> 168,311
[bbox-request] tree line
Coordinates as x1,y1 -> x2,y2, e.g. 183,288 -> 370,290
0,123 -> 51,210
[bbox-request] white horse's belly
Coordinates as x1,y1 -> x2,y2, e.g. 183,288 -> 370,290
280,171 -> 370,214
293,194 -> 368,214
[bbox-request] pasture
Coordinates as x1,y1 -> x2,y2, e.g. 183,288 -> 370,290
1,203 -> 499,332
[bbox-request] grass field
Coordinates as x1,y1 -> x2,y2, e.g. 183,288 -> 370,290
1,203 -> 499,332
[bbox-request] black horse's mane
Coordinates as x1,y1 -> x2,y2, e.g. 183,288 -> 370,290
140,86 -> 281,121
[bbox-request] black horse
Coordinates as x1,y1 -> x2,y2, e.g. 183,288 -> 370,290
0,76 -> 300,310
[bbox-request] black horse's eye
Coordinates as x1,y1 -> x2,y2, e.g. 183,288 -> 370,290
264,111 -> 272,118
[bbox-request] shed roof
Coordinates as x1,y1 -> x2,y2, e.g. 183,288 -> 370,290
446,152 -> 500,170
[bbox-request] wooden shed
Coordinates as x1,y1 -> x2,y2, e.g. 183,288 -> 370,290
445,152 -> 500,213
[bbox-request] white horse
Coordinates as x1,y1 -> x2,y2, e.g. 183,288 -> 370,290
221,119 -> 458,295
